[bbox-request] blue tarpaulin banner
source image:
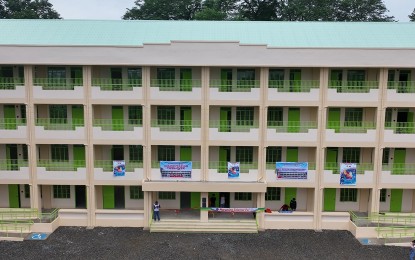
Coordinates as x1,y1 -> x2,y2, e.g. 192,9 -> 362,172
340,163 -> 357,185
276,162 -> 308,180
113,160 -> 125,177
160,161 -> 192,178
228,162 -> 240,178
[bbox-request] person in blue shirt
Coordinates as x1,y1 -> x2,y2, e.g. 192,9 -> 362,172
153,201 -> 161,221
410,240 -> 415,260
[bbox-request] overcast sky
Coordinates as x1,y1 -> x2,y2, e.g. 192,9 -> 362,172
49,0 -> 414,22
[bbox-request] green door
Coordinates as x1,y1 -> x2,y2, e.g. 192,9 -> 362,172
4,105 -> 16,130
390,189 -> 403,212
190,192 -> 201,209
103,186 -> 115,209
73,145 -> 86,168
289,69 -> 301,92
324,188 -> 336,211
328,108 -> 341,132
180,146 -> 192,161
220,69 -> 232,92
288,108 -> 300,133
407,112 -> 414,134
180,107 -> 192,132
219,107 -> 231,132
284,188 -> 297,205
326,148 -> 338,173
8,184 -> 20,208
112,106 -> 124,131
72,105 -> 84,128
393,149 -> 406,175
286,147 -> 298,162
180,68 -> 192,91
219,146 -> 229,173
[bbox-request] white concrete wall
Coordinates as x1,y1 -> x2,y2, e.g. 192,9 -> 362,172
33,86 -> 84,100
379,189 -> 391,212
0,85 -> 26,100
92,127 -> 143,141
402,190 -> 413,212
0,167 -> 30,182
150,87 -> 202,101
268,88 -> 320,103
50,185 -> 76,209
326,89 -> 379,103
209,88 -> 260,101
381,171 -> 415,185
325,130 -> 377,144
151,128 -> 201,141
19,184 -> 30,208
0,185 -> 9,207
383,130 -> 415,145
91,86 -> 143,100
266,129 -> 318,143
386,90 -> 415,104
335,189 -> 360,212
124,186 -> 144,210
35,126 -> 86,140
0,126 -> 27,140
209,128 -> 259,141
37,168 -> 87,182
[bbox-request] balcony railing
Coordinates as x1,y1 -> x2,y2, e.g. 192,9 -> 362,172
208,161 -> 258,173
95,160 -> 143,172
151,119 -> 201,132
267,121 -> 317,133
268,80 -> 319,92
33,78 -> 83,90
0,118 -> 26,129
93,119 -> 142,131
0,159 -> 28,171
328,81 -> 378,93
385,122 -> 415,134
266,162 -> 316,170
151,161 -> 201,169
36,118 -> 84,130
327,121 -> 376,133
325,162 -> 373,174
150,79 -> 201,91
37,160 -> 85,171
383,163 -> 415,175
210,120 -> 259,132
210,79 -> 260,92
92,78 -> 142,91
0,77 -> 24,89
387,81 -> 415,93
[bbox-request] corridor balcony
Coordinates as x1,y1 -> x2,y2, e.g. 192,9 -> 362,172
323,163 -> 374,187
266,121 -> 318,145
209,120 -> 259,142
265,162 -> 316,186
327,81 -> 379,106
325,121 -> 377,146
36,160 -> 87,183
381,163 -> 415,185
208,161 -> 259,182
150,120 -> 201,141
150,161 -> 201,181
35,118 -> 85,142
0,159 -> 29,183
209,80 -> 260,102
267,80 -> 320,105
94,160 -> 144,184
0,78 -> 25,102
386,81 -> 415,106
92,119 -> 143,144
384,122 -> 415,147
33,78 -> 84,101
150,79 -> 202,101
91,78 -> 143,103
0,118 -> 27,141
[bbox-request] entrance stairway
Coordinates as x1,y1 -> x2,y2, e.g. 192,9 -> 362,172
150,219 -> 258,233
0,208 -> 38,241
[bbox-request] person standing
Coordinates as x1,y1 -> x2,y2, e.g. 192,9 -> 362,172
290,198 -> 297,211
210,194 -> 216,208
220,194 -> 226,208
153,201 -> 161,221
410,240 -> 415,260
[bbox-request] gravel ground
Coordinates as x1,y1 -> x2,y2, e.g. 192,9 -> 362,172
0,227 -> 409,260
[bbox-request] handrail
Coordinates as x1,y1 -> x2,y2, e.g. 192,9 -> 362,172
384,121 -> 415,134
268,80 -> 320,92
33,78 -> 83,90
150,79 -> 201,91
92,78 -> 142,90
328,80 -> 379,92
37,160 -> 86,171
209,120 -> 259,132
382,163 -> 415,175
0,118 -> 27,129
38,208 -> 59,223
93,119 -> 142,130
325,163 -> 373,174
94,160 -> 143,172
0,159 -> 29,171
327,121 -> 376,133
36,118 -> 84,130
0,77 -> 24,89
210,79 -> 260,92
387,81 -> 415,93
267,121 -> 317,133
0,208 -> 38,220
151,119 -> 201,131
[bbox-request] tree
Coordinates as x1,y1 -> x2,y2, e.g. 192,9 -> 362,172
238,0 -> 281,21
123,0 -> 202,20
0,0 -> 61,19
195,0 -> 238,20
409,8 -> 415,22
332,0 -> 394,22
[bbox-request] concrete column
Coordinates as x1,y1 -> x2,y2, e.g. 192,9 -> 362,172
258,68 -> 268,183
256,192 -> 265,231
201,67 -> 210,181
200,192 -> 209,222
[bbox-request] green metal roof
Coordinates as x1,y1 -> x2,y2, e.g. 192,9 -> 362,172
0,19 -> 415,48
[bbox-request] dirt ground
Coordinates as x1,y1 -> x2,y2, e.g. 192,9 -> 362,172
0,227 -> 409,259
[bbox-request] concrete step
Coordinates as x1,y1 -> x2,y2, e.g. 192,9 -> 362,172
150,219 -> 258,233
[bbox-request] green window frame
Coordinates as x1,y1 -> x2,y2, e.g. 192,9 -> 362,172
24,184 -> 30,198
265,187 -> 281,201
159,192 -> 175,200
340,188 -> 357,202
266,147 -> 282,164
158,146 -> 175,161
130,186 -> 144,199
49,105 -> 68,124
128,106 -> 142,125
53,185 -> 70,199
267,107 -> 283,126
47,67 -> 66,79
237,69 -> 255,88
157,68 -> 175,88
347,70 -> 365,86
344,108 -> 363,126
51,144 -> 69,161
129,145 -> 143,162
236,146 -> 253,163
269,69 -> 284,88
127,68 -> 142,84
234,192 -> 252,201
236,107 -> 254,126
342,148 -> 360,163
380,189 -> 387,202
382,148 -> 390,164
157,106 -> 175,125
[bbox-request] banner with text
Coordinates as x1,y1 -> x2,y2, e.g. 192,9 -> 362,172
113,160 -> 125,177
340,163 -> 357,185
276,162 -> 308,180
228,162 -> 240,178
160,161 -> 192,178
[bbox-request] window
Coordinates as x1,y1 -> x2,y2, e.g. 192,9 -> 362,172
234,192 -> 252,201
269,69 -> 284,88
24,184 -> 30,198
340,188 -> 357,202
344,108 -> 363,126
347,70 -> 365,87
237,69 -> 255,88
236,107 -> 254,126
384,109 -> 392,127
128,106 -> 142,125
267,107 -> 283,126
342,148 -> 360,163
266,147 -> 282,164
48,67 -> 66,79
127,68 -> 142,84
236,147 -> 253,163
130,186 -> 144,199
49,105 -> 67,123
129,145 -> 143,162
265,187 -> 281,201
159,192 -> 175,200
382,148 -> 390,164
380,189 -> 387,202
158,146 -> 175,161
51,144 -> 69,161
53,185 -> 70,199
157,106 -> 175,125
157,68 -> 175,88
